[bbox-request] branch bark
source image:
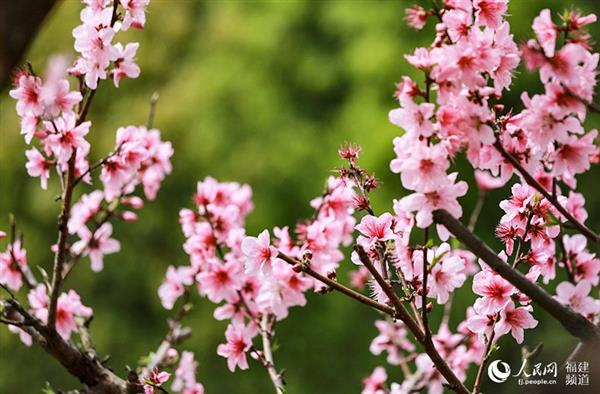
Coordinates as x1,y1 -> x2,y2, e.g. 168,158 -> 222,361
48,152 -> 77,329
493,140 -> 599,245
3,298 -> 130,394
354,246 -> 469,394
432,209 -> 600,343
142,290 -> 192,378
279,250 -> 469,394
260,315 -> 285,394
277,252 -> 396,316
471,317 -> 498,394
354,246 -> 423,339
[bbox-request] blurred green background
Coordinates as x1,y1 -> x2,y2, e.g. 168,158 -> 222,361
1,0 -> 599,393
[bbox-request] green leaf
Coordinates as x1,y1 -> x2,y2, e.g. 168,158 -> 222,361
41,382 -> 56,394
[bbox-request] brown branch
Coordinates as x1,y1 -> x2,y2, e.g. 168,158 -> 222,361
2,298 -> 128,393
566,322 -> 600,366
73,148 -> 120,186
39,324 -> 128,394
78,89 -> 97,125
142,290 -> 192,377
493,140 -> 599,245
284,245 -> 470,394
584,100 -> 600,113
146,92 -> 159,129
49,57 -> 104,327
110,0 -> 119,26
277,252 -> 396,317
260,314 -> 285,394
79,316 -> 97,358
432,209 -> 600,343
563,87 -> 600,113
467,191 -> 485,232
48,152 -> 77,329
355,246 -> 412,324
390,252 -> 424,331
354,246 -> 469,394
472,316 -> 499,394
421,229 -> 431,343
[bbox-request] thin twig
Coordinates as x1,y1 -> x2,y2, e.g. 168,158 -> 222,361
467,191 -> 485,232
512,211 -> 534,268
0,282 -> 16,299
441,293 -> 454,328
280,250 -> 470,393
557,228 -> 575,283
277,252 -> 396,317
472,321 -> 498,394
493,140 -> 599,244
421,228 -> 431,344
564,86 -> 600,113
73,146 -> 121,186
147,92 -> 159,129
355,245 -> 469,394
48,152 -> 77,329
49,62 -> 102,328
390,252 -> 423,330
78,89 -> 96,125
110,0 -> 119,26
260,314 -> 285,394
142,290 -> 192,377
79,316 -> 97,358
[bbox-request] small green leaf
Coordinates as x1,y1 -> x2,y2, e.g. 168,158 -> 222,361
138,353 -> 153,368
430,250 -> 449,268
41,382 -> 56,394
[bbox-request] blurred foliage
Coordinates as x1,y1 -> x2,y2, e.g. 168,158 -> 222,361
0,0 -> 599,393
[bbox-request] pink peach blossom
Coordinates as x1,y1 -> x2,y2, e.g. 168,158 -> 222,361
216,322 -> 257,372
495,301 -> 538,344
242,230 -> 279,274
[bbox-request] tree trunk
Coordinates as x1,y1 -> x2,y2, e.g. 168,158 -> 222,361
0,0 -> 57,90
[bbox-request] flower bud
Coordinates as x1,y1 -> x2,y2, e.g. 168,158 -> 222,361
121,211 -> 138,222
123,196 -> 144,209
165,348 -> 178,363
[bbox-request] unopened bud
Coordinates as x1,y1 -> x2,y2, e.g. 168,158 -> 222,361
123,196 -> 144,209
338,142 -> 361,163
354,195 -> 371,211
303,250 -> 313,261
337,167 -> 351,180
121,211 -> 138,222
327,270 -> 337,281
250,351 -> 262,361
165,348 -> 178,363
10,66 -> 32,88
363,175 -> 378,192
492,104 -> 505,113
